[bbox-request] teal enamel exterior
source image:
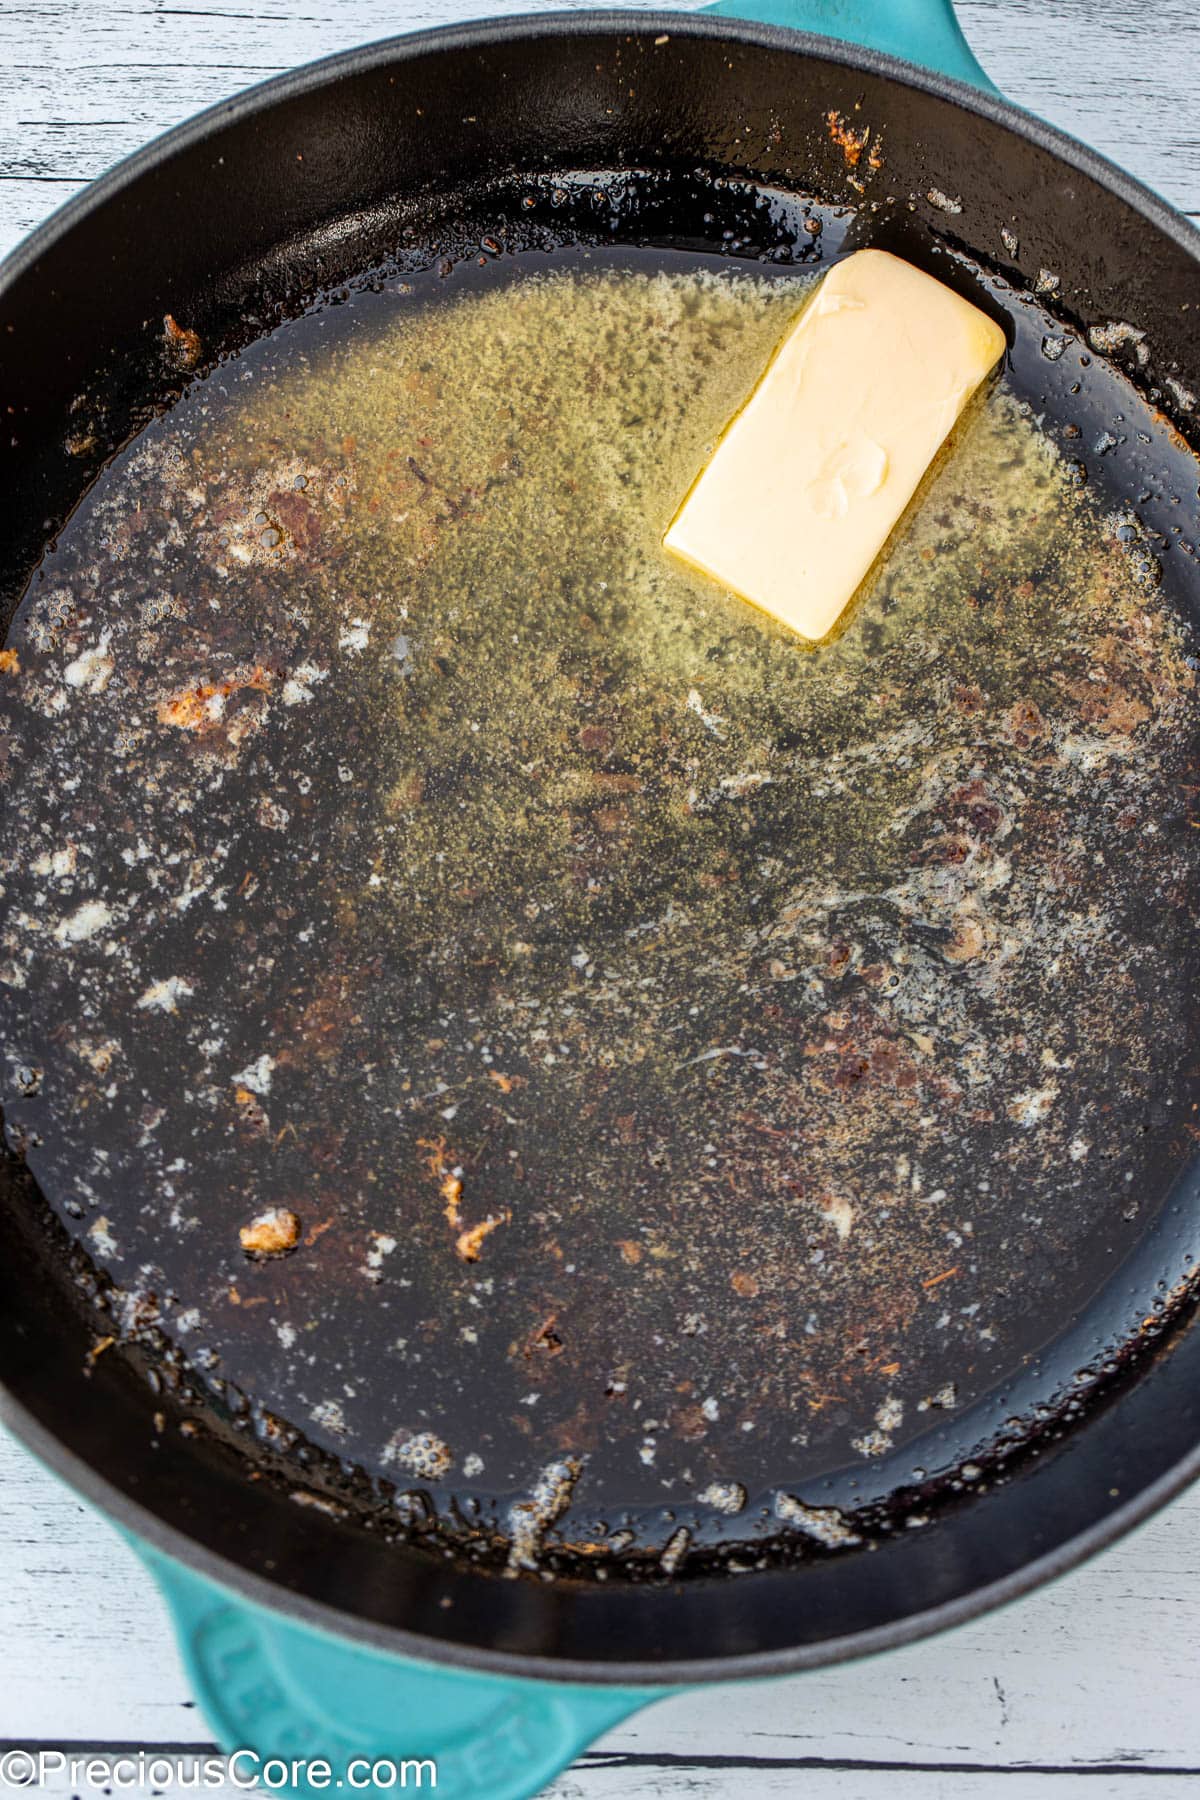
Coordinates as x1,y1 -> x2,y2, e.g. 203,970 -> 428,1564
124,4 -> 993,1793
703,0 -> 996,91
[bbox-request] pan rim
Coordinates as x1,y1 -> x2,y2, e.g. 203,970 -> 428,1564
6,1378 -> 1200,1687
3,6 -> 1200,1684
1,8 -> 1198,306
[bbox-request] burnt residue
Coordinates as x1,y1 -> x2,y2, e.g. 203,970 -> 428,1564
3,239 -> 1200,1579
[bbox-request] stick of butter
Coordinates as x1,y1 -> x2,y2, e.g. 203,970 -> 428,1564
663,249 -> 1006,643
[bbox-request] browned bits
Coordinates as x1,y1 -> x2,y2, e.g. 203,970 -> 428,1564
0,648 -> 21,676
824,110 -> 871,169
731,1270 -> 760,1298
162,313 -> 202,370
440,1175 -> 463,1225
418,1133 -> 510,1260
157,665 -> 271,730
1058,671 -> 1151,735
418,1135 -> 463,1226
1006,696 -> 1045,744
455,1212 -> 509,1263
944,913 -> 986,963
616,1238 -> 643,1265
239,1208 -> 302,1257
525,1315 -> 564,1357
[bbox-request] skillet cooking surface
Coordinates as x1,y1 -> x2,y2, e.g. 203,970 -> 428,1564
2,17 -> 1200,1665
4,211 -> 1200,1574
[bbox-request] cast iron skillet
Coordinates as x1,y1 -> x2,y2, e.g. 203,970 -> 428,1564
2,4 -> 1200,1790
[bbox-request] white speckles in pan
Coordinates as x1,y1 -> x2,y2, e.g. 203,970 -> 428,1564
506,1457 -> 581,1572
1088,320 -> 1149,366
281,661 -> 329,706
697,1481 -> 747,1516
231,1052 -> 274,1096
53,899 -> 114,943
818,1195 -> 855,1241
774,1492 -> 862,1548
926,188 -> 963,214
87,1215 -> 119,1257
136,975 -> 194,1014
685,686 -> 727,740
256,798 -> 290,832
338,617 -> 371,654
31,845 -> 77,880
63,628 -> 114,693
1008,1082 -> 1058,1128
310,1398 -> 349,1437
852,1393 -> 904,1458
383,1428 -> 453,1481
363,1232 -> 397,1281
875,1394 -> 904,1432
660,1526 -> 691,1576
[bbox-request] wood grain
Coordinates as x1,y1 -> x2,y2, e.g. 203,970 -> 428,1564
2,3 -> 1200,1796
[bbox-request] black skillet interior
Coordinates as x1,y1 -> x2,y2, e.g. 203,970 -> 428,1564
2,15 -> 1200,1679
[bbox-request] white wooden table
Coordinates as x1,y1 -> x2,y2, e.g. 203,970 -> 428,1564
2,2 -> 1199,1794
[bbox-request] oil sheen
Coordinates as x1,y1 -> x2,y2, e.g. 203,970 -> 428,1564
2,255 -> 1199,1568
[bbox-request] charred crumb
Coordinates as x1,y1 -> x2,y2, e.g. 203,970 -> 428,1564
239,1209 -> 301,1257
162,314 -> 202,371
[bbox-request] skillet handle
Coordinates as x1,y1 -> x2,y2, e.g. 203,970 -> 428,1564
701,0 -> 999,93
137,1545 -> 660,1800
